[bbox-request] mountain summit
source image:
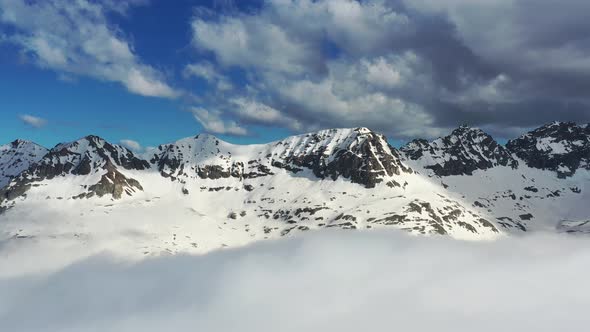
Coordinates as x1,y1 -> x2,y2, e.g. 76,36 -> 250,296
401,126 -> 517,176
150,127 -> 411,189
0,139 -> 48,188
507,122 -> 590,178
0,135 -> 149,203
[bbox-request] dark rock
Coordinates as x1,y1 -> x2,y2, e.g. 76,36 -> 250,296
401,126 -> 518,176
507,122 -> 590,178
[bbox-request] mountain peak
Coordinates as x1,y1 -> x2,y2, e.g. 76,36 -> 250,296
271,127 -> 411,188
0,140 -> 48,189
354,127 -> 372,134
9,139 -> 38,148
53,134 -> 110,152
150,126 -> 412,189
193,133 -> 219,141
450,125 -> 481,135
401,126 -> 517,176
0,135 -> 150,203
507,121 -> 590,177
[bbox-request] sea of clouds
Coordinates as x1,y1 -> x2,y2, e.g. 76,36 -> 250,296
1,230 -> 589,331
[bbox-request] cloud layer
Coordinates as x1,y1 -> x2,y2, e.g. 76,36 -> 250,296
188,0 -> 590,139
1,231 -> 590,331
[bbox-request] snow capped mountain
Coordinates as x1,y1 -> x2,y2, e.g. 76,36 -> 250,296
402,122 -> 590,234
267,127 -> 413,188
401,125 -> 517,176
0,139 -> 47,188
150,128 -> 412,189
507,121 -> 590,178
0,123 -> 588,265
0,135 -> 149,206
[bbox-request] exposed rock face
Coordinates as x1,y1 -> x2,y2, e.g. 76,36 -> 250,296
150,128 -> 412,188
273,128 -> 412,188
368,199 -> 499,235
507,122 -> 590,178
85,161 -> 144,199
401,126 -> 517,176
0,136 -> 146,203
0,140 -> 48,188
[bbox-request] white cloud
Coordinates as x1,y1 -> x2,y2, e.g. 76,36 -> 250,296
19,114 -> 47,128
184,63 -> 219,82
191,107 -> 248,136
1,231 -> 590,331
230,98 -> 303,131
184,62 -> 233,91
188,1 -> 450,139
119,139 -> 142,152
0,0 -> 179,98
191,15 -> 321,75
191,0 -> 412,76
254,55 -> 439,138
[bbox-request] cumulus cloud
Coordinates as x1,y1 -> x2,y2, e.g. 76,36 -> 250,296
19,114 -> 47,128
191,107 -> 248,136
0,0 -> 179,98
1,231 -> 590,331
119,139 -> 142,152
186,0 -> 590,140
186,0 -> 482,139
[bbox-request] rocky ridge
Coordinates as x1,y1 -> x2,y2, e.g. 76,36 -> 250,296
507,122 -> 590,178
1,123 -> 589,241
401,125 -> 517,176
0,135 -> 148,204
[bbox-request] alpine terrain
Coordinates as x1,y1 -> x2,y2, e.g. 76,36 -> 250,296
1,122 -> 589,272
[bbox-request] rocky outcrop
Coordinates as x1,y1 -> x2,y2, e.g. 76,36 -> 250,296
86,161 -> 143,199
507,122 -> 590,178
401,126 -> 518,176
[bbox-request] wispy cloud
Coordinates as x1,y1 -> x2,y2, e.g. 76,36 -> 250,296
119,139 -> 142,152
19,114 -> 47,128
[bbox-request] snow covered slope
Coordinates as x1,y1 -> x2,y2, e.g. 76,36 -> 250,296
0,140 -> 47,188
0,128 -> 504,272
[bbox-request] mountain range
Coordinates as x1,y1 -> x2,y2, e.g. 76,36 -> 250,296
1,122 -> 589,261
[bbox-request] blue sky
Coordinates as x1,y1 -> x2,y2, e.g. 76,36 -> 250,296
0,0 -> 288,149
1,0 -> 589,150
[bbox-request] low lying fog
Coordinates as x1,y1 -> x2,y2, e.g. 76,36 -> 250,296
1,230 -> 589,331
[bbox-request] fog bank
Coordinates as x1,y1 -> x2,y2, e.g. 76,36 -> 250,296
1,230 -> 588,331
